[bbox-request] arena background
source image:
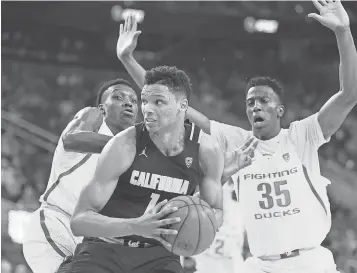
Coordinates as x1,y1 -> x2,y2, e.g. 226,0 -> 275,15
1,1 -> 357,273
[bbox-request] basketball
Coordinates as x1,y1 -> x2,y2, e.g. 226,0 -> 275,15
160,195 -> 218,256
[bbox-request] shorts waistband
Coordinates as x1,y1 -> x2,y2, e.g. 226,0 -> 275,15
259,248 -> 314,261
84,237 -> 155,248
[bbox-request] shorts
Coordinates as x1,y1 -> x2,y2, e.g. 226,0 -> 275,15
22,205 -> 82,273
243,246 -> 339,273
57,240 -> 183,273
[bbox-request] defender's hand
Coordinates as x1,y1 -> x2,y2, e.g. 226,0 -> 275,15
309,0 -> 350,32
133,200 -> 181,250
117,13 -> 142,60
74,107 -> 103,132
223,137 -> 258,179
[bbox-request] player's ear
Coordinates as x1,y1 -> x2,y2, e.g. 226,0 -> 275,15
98,104 -> 106,115
277,105 -> 285,117
180,99 -> 188,112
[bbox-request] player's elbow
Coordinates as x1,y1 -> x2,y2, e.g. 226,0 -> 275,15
62,133 -> 77,152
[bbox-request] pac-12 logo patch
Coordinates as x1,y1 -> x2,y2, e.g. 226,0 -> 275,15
282,153 -> 290,162
185,157 -> 193,168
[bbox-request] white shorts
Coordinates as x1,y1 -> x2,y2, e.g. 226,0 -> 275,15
243,246 -> 339,273
22,204 -> 82,273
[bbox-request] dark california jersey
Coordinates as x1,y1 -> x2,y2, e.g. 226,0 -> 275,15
98,122 -> 203,244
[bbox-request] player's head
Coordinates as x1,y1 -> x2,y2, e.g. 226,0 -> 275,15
245,76 -> 285,139
96,79 -> 138,130
141,66 -> 192,133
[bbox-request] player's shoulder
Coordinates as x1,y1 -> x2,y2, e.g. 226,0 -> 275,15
111,125 -> 136,145
198,133 -> 223,162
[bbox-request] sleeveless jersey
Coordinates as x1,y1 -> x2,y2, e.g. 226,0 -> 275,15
99,122 -> 202,244
232,129 -> 331,257
40,122 -> 113,215
194,185 -> 245,273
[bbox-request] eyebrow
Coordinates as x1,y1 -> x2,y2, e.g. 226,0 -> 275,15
111,89 -> 137,98
246,95 -> 268,101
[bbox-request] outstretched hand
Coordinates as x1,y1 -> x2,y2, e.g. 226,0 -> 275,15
222,137 -> 258,182
117,13 -> 142,60
309,0 -> 350,32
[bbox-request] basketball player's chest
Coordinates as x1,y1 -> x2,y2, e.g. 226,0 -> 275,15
117,145 -> 201,200
235,143 -> 311,208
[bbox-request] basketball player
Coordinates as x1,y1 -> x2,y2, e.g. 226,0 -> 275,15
182,182 -> 245,273
118,2 -> 357,272
56,65 -> 253,273
22,79 -> 139,273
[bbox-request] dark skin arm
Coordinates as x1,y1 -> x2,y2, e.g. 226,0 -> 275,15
198,134 -> 225,229
62,107 -> 112,154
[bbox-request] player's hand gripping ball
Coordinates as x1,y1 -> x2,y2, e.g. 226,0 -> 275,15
160,195 -> 217,256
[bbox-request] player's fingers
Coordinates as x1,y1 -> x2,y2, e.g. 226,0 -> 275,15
325,0 -> 333,4
132,14 -> 137,31
157,217 -> 181,227
318,0 -> 328,6
244,147 -> 255,159
154,206 -> 179,219
150,199 -> 169,214
245,139 -> 258,153
129,13 -> 134,31
312,0 -> 323,10
240,137 -> 255,151
124,15 -> 129,32
133,31 -> 141,41
154,228 -> 178,235
243,156 -> 253,168
153,236 -> 172,250
119,24 -> 123,36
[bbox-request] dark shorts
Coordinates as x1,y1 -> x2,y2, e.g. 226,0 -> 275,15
56,241 -> 183,273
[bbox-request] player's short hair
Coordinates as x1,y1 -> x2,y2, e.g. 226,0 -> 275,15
96,79 -> 133,105
144,66 -> 192,101
245,76 -> 284,104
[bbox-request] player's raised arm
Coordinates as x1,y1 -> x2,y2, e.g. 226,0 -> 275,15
62,107 -> 112,154
309,0 -> 357,139
198,134 -> 225,228
117,14 -> 146,90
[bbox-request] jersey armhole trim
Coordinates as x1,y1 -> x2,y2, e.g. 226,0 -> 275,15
43,154 -> 92,202
302,165 -> 328,215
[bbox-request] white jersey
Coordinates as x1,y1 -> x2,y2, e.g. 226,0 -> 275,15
210,113 -> 332,257
194,186 -> 245,273
39,122 -> 113,215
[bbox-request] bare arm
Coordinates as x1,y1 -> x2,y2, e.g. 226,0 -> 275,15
117,14 -> 146,90
309,1 -> 357,139
70,126 -> 137,237
186,107 -> 211,135
198,135 -> 224,228
62,107 -> 112,154
119,55 -> 146,90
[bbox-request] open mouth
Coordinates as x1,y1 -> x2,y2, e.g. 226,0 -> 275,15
253,117 -> 264,124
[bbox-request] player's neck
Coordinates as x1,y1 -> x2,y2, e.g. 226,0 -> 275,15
253,124 -> 281,140
105,119 -> 131,135
150,119 -> 186,157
